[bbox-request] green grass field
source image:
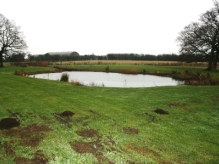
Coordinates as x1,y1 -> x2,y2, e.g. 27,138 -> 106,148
0,64 -> 219,164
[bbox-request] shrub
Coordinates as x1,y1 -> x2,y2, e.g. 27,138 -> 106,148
105,65 -> 110,72
14,70 -> 22,76
60,73 -> 69,82
184,70 -> 189,75
14,69 -> 28,76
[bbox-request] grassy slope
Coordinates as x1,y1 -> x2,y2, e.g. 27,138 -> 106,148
0,66 -> 219,163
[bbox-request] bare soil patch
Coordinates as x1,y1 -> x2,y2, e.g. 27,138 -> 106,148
126,161 -> 145,164
0,118 -> 20,130
76,129 -> 98,138
154,109 -> 169,115
123,127 -> 139,134
126,144 -> 160,157
71,140 -> 103,154
70,140 -> 113,164
70,131 -> 117,164
14,157 -> 31,164
14,150 -> 48,164
3,123 -> 51,147
2,141 -> 15,156
126,144 -> 166,163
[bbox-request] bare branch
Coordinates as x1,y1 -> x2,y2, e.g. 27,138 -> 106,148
0,13 -> 27,67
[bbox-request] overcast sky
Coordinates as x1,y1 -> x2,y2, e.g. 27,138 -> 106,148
1,0 -> 214,55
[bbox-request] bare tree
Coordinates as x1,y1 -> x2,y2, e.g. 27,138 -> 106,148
176,2 -> 219,70
0,13 -> 27,67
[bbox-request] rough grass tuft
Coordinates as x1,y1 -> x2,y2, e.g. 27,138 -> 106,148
60,73 -> 69,82
71,81 -> 84,86
14,70 -> 28,76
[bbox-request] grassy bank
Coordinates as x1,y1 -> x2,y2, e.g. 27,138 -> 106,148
0,66 -> 219,163
51,60 -> 219,79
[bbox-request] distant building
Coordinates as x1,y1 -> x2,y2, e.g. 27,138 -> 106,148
47,51 -> 79,56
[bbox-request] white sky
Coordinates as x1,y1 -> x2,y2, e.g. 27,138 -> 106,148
0,0 -> 214,55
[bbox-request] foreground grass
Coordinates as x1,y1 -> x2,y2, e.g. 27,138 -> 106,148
0,66 -> 219,163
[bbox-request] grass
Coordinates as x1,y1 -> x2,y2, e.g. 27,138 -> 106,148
0,64 -> 219,163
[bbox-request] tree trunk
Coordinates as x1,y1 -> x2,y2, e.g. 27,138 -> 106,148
207,60 -> 213,70
206,50 -> 214,71
206,56 -> 213,71
0,52 -> 3,67
212,52 -> 218,70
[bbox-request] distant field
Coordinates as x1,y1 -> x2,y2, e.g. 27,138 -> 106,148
49,60 -> 219,80
51,60 -> 209,67
0,65 -> 219,163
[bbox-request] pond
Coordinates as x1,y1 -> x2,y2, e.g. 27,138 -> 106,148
29,71 -> 184,88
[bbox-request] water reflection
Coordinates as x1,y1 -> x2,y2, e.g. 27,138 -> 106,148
29,71 -> 183,88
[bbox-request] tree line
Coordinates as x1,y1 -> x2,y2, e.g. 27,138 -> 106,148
2,52 -> 209,63
19,53 -> 206,62
1,1 -> 219,70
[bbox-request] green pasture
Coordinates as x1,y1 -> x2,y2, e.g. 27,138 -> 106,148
0,65 -> 219,163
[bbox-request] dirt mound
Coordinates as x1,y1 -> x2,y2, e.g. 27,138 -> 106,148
60,111 -> 75,117
123,127 -> 139,134
154,109 -> 169,115
0,118 -> 20,130
76,129 -> 98,138
54,111 -> 74,128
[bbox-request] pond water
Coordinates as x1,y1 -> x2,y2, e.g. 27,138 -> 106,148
29,71 -> 184,88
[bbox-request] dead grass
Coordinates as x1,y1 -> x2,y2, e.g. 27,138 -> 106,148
25,61 -> 49,67
119,69 -> 140,74
71,81 -> 84,86
52,60 -> 210,67
123,127 -> 139,134
125,144 -> 163,163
